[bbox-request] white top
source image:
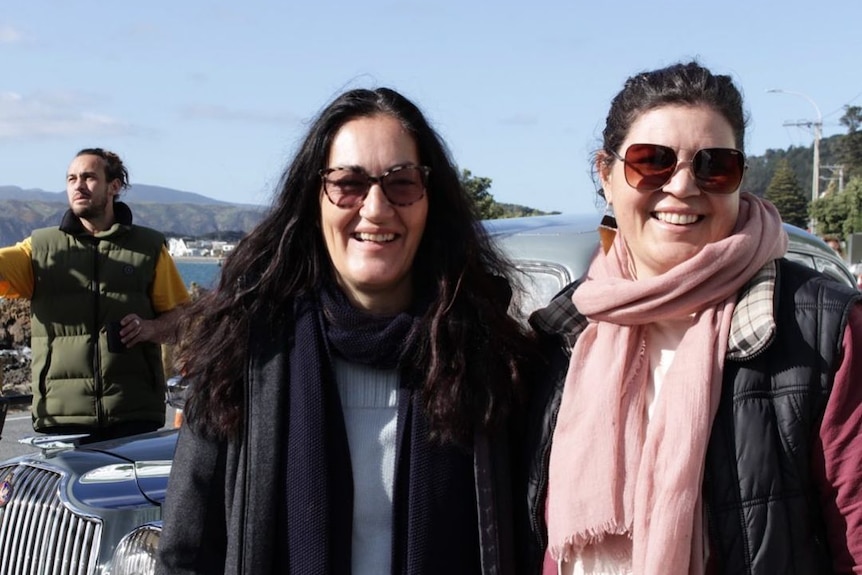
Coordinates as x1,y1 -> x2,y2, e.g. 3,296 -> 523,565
645,318 -> 691,420
557,318 -> 691,575
333,357 -> 399,575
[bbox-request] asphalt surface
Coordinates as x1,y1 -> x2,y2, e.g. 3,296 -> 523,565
0,405 -> 181,461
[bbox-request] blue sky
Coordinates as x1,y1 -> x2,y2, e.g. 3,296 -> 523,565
1,0 -> 860,215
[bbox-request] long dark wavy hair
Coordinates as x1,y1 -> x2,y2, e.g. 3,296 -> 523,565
177,87 -> 533,442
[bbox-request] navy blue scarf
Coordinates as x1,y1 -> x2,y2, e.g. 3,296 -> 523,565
278,284 -> 480,574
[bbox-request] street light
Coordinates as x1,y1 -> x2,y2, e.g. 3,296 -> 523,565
766,88 -> 823,233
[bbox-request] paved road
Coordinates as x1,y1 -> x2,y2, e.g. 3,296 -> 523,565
0,406 -> 180,461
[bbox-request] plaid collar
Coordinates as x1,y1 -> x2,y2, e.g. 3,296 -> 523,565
529,261 -> 778,360
528,281 -> 585,352
725,260 -> 777,360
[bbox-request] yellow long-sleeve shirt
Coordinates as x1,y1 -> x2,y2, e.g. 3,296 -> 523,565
0,237 -> 190,312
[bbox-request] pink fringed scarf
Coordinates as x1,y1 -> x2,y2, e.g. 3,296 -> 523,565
546,193 -> 788,574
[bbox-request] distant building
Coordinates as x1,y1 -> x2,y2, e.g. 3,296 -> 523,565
168,238 -> 192,257
168,237 -> 235,258
209,241 -> 236,256
167,238 -> 206,257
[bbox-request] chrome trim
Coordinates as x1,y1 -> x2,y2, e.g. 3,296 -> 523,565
0,461 -> 102,574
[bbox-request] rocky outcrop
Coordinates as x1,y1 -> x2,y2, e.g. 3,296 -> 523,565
0,298 -> 31,397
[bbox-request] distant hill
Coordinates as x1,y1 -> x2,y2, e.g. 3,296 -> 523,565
11,139 -> 833,246
0,183 -> 252,207
497,203 -> 560,218
0,185 -> 266,245
0,182 -> 557,245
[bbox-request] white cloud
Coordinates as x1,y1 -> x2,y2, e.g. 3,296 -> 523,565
0,25 -> 24,44
0,91 -> 134,139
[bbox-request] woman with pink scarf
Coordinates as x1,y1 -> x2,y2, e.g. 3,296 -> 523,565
520,62 -> 862,574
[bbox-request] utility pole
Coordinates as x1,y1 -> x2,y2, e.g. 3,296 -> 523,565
767,89 -> 823,234
821,164 -> 845,194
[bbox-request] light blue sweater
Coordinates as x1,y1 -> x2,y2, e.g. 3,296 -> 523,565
333,357 -> 399,575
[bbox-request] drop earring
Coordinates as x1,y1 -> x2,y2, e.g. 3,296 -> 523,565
598,201 -> 616,254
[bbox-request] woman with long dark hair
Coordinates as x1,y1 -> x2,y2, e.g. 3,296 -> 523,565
156,87 -> 533,574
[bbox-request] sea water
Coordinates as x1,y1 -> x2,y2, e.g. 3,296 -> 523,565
175,260 -> 221,289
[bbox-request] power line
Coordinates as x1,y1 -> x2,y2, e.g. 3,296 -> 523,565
823,90 -> 862,120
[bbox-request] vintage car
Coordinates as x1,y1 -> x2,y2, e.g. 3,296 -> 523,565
0,214 -> 856,574
484,213 -> 858,314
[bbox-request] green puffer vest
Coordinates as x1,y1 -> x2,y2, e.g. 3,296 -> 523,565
29,212 -> 167,432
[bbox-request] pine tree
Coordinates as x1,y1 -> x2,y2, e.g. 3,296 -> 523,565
765,159 -> 809,228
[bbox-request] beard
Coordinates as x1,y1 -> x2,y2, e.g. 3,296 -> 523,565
70,195 -> 109,220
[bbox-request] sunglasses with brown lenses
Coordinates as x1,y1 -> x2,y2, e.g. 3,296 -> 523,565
610,143 -> 746,195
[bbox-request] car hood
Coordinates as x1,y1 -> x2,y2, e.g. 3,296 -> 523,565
78,429 -> 178,505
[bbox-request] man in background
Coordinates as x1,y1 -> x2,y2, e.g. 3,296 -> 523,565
0,148 -> 189,440
823,235 -> 845,259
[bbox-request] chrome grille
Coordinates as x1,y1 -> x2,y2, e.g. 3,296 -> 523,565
0,463 -> 102,575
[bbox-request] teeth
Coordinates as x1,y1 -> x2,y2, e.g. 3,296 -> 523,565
655,212 -> 699,225
355,232 -> 395,242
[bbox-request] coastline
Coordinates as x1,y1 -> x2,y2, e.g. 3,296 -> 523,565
171,255 -> 222,264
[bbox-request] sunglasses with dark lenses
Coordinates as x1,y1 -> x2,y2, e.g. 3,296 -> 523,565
611,143 -> 746,194
319,164 -> 431,208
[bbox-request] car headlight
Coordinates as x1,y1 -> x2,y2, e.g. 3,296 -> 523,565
109,523 -> 161,575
